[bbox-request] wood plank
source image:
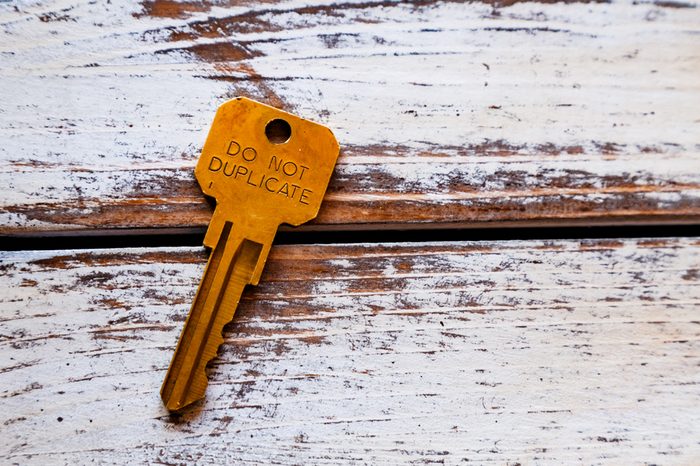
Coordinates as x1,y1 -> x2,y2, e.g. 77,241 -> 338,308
1,0 -> 699,234
2,238 -> 699,463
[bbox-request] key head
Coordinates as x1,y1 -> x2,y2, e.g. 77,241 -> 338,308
196,97 -> 340,227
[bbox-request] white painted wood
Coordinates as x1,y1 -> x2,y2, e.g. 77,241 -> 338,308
1,0 -> 699,231
1,238 -> 699,463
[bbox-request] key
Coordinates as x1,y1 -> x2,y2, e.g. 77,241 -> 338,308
161,97 -> 339,411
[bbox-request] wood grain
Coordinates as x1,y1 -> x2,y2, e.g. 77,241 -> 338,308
1,0 -> 699,234
2,238 -> 699,463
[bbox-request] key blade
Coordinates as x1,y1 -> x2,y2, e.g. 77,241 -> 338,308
161,223 -> 262,411
162,97 -> 340,411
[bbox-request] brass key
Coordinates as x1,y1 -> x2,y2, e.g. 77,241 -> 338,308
161,97 -> 339,411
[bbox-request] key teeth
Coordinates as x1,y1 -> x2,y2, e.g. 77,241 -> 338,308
203,214 -> 225,250
190,328 -> 230,411
162,326 -> 229,412
251,242 -> 272,285
162,228 -> 260,412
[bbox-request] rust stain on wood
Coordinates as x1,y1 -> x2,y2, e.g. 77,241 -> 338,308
208,63 -> 289,111
5,154 -> 699,233
28,249 -> 204,270
136,0 -> 212,18
136,0 -> 614,23
166,42 -> 263,62
340,141 -> 590,158
638,239 -> 675,248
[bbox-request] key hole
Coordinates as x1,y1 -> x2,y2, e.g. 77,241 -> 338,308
265,119 -> 292,144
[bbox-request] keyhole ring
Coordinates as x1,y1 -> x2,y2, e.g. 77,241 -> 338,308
265,118 -> 292,144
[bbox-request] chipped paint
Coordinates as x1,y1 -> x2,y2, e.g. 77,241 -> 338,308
1,238 -> 699,463
0,0 -> 699,232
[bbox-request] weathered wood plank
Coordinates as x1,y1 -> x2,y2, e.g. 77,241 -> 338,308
2,238 -> 699,463
1,0 -> 699,233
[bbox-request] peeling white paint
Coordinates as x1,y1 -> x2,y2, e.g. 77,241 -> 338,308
1,238 -> 699,463
0,0 -> 699,231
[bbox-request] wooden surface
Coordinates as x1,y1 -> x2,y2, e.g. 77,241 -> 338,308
2,238 -> 700,464
3,0 -> 700,464
2,0 -> 700,233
